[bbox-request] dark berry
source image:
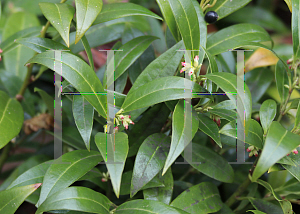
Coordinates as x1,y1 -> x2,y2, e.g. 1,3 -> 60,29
204,11 -> 219,24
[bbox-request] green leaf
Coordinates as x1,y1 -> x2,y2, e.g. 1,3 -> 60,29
147,17 -> 167,54
95,132 -> 128,198
16,37 -> 69,53
260,99 -> 277,134
75,0 -> 103,44
208,109 -> 237,121
225,6 -> 288,33
292,0 -> 300,58
127,103 -> 170,157
282,152 -> 300,181
247,198 -> 284,214
275,60 -> 289,103
170,182 -> 223,214
94,3 -> 162,25
206,24 -> 272,56
204,72 -> 252,133
247,210 -> 267,214
36,187 -> 112,214
198,114 -> 222,148
156,0 -> 181,42
80,34 -> 95,70
213,100 -> 236,110
27,51 -> 107,118
183,144 -> 234,183
162,100 -> 199,175
129,40 -> 185,93
112,36 -> 158,83
36,150 -> 102,207
0,183 -> 41,214
207,0 -> 251,20
115,199 -> 189,214
168,0 -> 200,59
34,87 -> 54,117
131,134 -> 170,197
2,12 -> 40,81
143,169 -> 173,205
0,91 -> 24,149
72,95 -> 94,151
252,122 -> 300,182
39,3 -> 75,47
294,98 -> 300,130
122,76 -> 205,113
220,119 -> 263,149
7,160 -> 53,189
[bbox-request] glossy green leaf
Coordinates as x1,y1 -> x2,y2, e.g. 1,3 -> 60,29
147,17 -> 167,54
282,151 -> 300,181
39,3 -> 75,47
36,150 -> 102,207
81,34 -> 95,70
75,0 -> 103,44
260,99 -> 277,134
204,72 -> 252,133
16,37 -> 69,53
0,26 -> 41,53
129,40 -> 185,93
128,103 -> 170,157
36,187 -> 112,214
225,6 -> 288,33
292,0 -> 300,58
27,51 -> 107,118
247,211 -> 267,214
170,182 -> 223,214
122,76 -> 205,113
0,91 -> 24,149
156,0 -> 181,42
247,198 -> 284,214
7,160 -> 53,189
2,12 -> 40,81
198,114 -> 222,148
95,132 -> 128,198
34,87 -> 54,117
220,119 -> 263,149
94,3 -> 162,25
131,134 -> 170,197
115,199 -> 189,214
208,109 -> 237,121
275,60 -> 289,103
73,95 -> 94,151
143,169 -> 173,205
162,100 -> 199,175
207,0 -> 251,20
200,45 -> 218,91
0,183 -> 41,214
294,99 -> 300,130
206,24 -> 272,56
252,122 -> 300,182
183,143 -> 234,183
213,100 -> 236,110
112,36 -> 158,83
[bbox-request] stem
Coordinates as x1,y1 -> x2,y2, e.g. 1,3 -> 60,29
0,143 -> 12,176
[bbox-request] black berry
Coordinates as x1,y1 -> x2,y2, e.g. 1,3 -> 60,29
204,11 -> 219,24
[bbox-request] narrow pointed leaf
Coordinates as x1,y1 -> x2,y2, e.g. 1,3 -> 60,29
206,24 -> 272,56
122,76 -> 205,113
115,199 -> 189,214
252,122 -> 300,182
208,109 -> 237,121
259,99 -> 277,134
95,132 -> 128,198
0,91 -> 24,149
198,114 -> 222,148
94,3 -> 162,25
39,3 -> 75,47
204,72 -> 252,133
16,37 -> 69,53
81,34 -> 95,70
131,134 -> 170,197
220,119 -> 263,149
275,60 -> 289,103
36,187 -> 112,214
292,0 -> 300,58
73,95 -> 94,151
0,183 -> 41,214
162,100 -> 199,175
294,101 -> 300,130
75,0 -> 103,44
36,150 -> 102,207
34,87 -> 54,117
170,182 -> 223,214
27,51 -> 107,118
182,144 -> 234,183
